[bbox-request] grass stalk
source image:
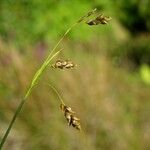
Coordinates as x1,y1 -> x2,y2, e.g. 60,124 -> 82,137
0,22 -> 79,149
48,84 -> 65,105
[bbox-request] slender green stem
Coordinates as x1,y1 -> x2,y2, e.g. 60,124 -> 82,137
31,50 -> 61,87
46,23 -> 78,60
0,99 -> 25,148
48,84 -> 65,105
0,22 -> 79,149
0,86 -> 33,149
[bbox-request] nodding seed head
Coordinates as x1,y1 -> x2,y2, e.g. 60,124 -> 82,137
60,103 -> 81,130
51,59 -> 76,69
86,14 -> 112,26
77,8 -> 111,26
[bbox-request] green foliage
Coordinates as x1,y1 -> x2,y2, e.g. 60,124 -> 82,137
112,35 -> 150,67
140,64 -> 150,85
113,0 -> 150,33
0,0 -> 114,46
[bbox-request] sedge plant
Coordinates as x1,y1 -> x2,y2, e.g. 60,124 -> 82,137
0,8 -> 111,149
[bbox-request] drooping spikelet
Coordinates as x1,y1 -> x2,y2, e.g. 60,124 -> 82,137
86,14 -> 112,25
77,8 -> 112,26
60,103 -> 81,130
51,60 -> 76,69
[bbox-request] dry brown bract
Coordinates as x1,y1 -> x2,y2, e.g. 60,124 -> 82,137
77,8 -> 112,26
86,14 -> 112,25
51,60 -> 76,69
60,103 -> 81,130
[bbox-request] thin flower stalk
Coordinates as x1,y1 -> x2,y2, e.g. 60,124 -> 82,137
48,84 -> 81,130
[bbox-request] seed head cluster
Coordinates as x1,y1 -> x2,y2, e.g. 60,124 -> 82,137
78,8 -> 112,26
60,103 -> 81,130
86,14 -> 112,25
51,59 -> 76,69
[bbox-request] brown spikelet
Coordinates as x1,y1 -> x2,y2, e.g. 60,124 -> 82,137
51,59 -> 76,69
86,14 -> 112,26
77,8 -> 112,26
60,103 -> 81,130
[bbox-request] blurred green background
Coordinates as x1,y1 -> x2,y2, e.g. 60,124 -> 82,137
0,0 -> 150,150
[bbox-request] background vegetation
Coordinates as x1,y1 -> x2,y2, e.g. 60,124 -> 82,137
0,0 -> 150,150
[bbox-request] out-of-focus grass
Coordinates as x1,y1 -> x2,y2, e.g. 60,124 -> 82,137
0,1 -> 149,149
0,39 -> 149,150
